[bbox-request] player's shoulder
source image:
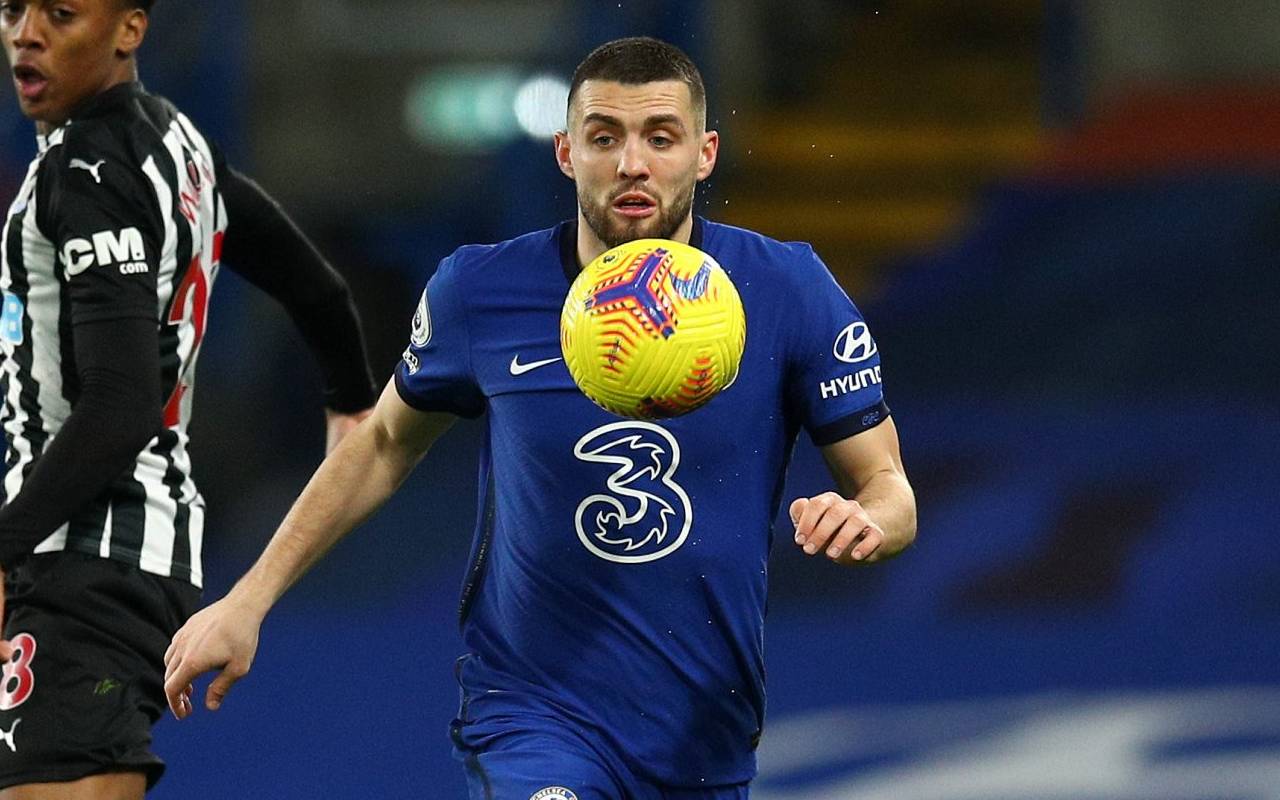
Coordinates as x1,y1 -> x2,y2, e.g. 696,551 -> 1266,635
435,224 -> 561,279
44,84 -> 176,181
44,117 -> 130,178
700,217 -> 829,278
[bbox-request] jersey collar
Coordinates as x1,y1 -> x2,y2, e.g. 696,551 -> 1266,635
69,80 -> 145,120
557,215 -> 707,284
37,82 -> 145,151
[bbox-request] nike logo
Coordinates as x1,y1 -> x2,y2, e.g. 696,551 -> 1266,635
509,355 -> 562,376
69,158 -> 105,184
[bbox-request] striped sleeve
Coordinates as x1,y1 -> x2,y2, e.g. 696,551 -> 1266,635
37,122 -> 164,325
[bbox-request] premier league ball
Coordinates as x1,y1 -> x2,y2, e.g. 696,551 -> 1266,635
560,238 -> 746,419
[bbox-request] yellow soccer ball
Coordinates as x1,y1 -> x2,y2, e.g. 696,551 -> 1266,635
560,238 -> 746,419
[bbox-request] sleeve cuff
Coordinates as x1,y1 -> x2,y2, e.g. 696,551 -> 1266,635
324,377 -> 377,413
808,399 -> 891,446
393,367 -> 485,419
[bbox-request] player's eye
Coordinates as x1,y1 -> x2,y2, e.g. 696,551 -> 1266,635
650,135 -> 674,148
51,5 -> 74,21
592,135 -> 616,147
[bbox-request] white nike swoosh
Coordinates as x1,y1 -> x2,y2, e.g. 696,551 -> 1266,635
509,355 -> 562,376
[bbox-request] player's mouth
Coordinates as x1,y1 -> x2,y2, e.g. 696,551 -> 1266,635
12,64 -> 49,102
612,192 -> 657,219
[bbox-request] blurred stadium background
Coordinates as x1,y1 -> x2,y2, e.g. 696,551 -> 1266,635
4,1 -> 1279,796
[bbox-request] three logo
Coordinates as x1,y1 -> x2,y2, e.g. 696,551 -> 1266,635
573,421 -> 691,564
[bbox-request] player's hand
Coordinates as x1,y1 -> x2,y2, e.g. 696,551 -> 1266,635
0,566 -> 10,663
324,407 -> 373,455
790,492 -> 885,564
162,595 -> 264,719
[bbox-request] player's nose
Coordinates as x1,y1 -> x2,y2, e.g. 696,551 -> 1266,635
7,10 -> 46,50
615,137 -> 650,180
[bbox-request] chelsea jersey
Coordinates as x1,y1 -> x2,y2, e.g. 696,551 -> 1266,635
394,217 -> 889,786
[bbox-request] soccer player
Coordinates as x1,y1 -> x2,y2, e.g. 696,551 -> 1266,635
0,1 -> 376,797
164,37 -> 916,798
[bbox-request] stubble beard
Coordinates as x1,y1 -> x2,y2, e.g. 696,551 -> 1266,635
579,178 -> 697,251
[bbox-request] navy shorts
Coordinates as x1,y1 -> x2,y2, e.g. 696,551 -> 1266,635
0,552 -> 200,790
452,714 -> 751,800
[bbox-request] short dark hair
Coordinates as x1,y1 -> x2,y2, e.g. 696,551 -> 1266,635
568,37 -> 707,128
120,0 -> 156,11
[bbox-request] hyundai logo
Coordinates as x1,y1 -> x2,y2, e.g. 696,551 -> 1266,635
833,322 -> 877,363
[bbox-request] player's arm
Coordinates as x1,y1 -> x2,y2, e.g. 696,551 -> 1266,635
217,166 -> 377,450
0,321 -> 161,572
781,243 -> 915,567
0,318 -> 162,659
162,380 -> 453,718
791,416 -> 916,566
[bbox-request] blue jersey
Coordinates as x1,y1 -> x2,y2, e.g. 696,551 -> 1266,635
395,217 -> 889,786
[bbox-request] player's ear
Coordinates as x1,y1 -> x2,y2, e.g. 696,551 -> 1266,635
115,8 -> 148,59
554,131 -> 575,180
696,130 -> 719,181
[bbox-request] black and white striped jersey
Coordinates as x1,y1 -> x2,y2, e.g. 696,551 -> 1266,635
1,83 -> 225,587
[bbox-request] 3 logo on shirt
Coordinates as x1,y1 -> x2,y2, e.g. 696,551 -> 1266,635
573,421 -> 692,564
59,227 -> 148,278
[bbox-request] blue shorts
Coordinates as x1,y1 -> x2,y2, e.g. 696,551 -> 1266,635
451,716 -> 750,800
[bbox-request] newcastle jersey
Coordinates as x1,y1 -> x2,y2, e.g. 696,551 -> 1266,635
1,83 -> 225,587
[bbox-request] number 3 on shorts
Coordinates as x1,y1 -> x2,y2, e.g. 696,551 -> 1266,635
0,633 -> 37,711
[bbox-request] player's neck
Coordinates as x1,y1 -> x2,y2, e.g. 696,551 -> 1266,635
574,213 -> 695,269
34,63 -> 138,136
